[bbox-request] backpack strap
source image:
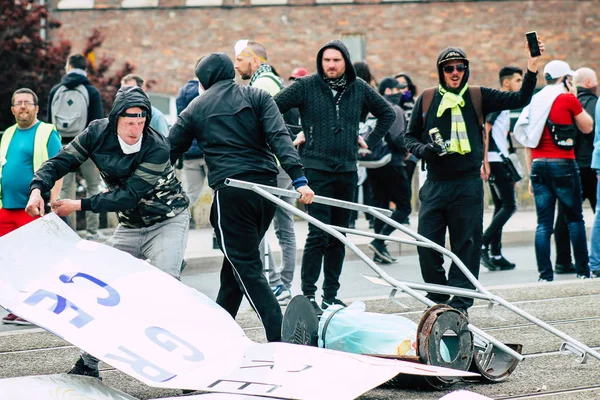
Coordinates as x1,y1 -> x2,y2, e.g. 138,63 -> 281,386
469,86 -> 483,128
420,87 -> 436,124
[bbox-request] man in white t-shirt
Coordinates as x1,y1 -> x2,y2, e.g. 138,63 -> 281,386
481,67 -> 523,271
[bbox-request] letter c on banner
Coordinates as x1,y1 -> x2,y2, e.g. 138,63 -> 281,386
146,326 -> 205,362
59,272 -> 120,307
23,289 -> 94,328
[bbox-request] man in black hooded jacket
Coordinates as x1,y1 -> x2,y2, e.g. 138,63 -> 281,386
404,44 -> 543,313
274,40 -> 395,313
169,53 -> 314,343
27,85 -> 190,378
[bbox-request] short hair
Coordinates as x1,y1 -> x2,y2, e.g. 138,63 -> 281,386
121,74 -> 145,88
247,41 -> 268,62
354,61 -> 375,87
12,88 -> 38,105
545,75 -> 561,85
68,54 -> 87,70
499,66 -> 523,86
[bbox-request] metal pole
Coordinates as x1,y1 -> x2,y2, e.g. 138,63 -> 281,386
226,179 -> 600,362
225,178 -> 393,217
232,182 -> 522,361
365,207 -> 600,362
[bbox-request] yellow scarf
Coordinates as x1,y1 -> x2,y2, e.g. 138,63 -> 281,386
437,85 -> 471,155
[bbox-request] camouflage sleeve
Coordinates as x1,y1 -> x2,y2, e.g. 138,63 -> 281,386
80,145 -> 171,213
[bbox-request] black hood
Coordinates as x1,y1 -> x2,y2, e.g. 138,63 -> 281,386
195,53 -> 235,90
108,86 -> 152,135
61,71 -> 92,89
316,40 -> 356,84
437,47 -> 470,93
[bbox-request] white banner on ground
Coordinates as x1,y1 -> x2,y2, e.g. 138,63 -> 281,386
0,215 -> 477,399
440,390 -> 492,400
0,375 -> 138,400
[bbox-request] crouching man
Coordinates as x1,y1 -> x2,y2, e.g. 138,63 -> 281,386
26,86 -> 190,378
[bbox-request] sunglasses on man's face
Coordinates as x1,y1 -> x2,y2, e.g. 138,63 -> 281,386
442,64 -> 468,73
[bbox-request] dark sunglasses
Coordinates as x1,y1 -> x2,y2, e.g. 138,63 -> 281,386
442,64 -> 468,73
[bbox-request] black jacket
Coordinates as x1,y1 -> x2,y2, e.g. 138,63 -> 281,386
575,87 -> 598,168
405,52 -> 537,180
32,86 -> 189,228
169,53 -> 304,190
386,100 -> 408,166
47,71 -> 104,144
274,40 -> 395,173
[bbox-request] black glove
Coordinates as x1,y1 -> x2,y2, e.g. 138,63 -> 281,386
420,143 -> 444,160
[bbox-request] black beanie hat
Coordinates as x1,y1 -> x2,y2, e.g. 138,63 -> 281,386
378,77 -> 401,95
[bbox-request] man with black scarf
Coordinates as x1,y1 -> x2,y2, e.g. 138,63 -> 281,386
274,40 -> 395,313
404,44 -> 543,314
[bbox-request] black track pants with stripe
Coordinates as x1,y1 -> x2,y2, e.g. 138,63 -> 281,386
210,186 -> 281,342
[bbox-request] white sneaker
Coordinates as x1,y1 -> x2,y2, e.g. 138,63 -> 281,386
276,289 -> 292,303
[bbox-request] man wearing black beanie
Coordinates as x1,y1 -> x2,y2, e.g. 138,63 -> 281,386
404,41 -> 544,315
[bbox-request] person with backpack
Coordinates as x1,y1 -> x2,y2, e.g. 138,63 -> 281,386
363,77 -> 410,264
234,39 -> 301,305
403,43 -> 543,315
48,54 -> 104,240
480,66 -> 524,272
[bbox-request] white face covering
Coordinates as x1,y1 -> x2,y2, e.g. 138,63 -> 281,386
117,134 -> 143,154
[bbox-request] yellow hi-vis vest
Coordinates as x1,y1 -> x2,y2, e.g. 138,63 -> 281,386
0,122 -> 57,206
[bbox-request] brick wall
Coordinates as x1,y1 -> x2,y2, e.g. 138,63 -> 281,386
50,0 -> 599,96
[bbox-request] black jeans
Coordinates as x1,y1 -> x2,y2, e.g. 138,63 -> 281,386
368,164 -> 412,240
301,169 -> 357,299
482,162 -> 517,255
417,176 -> 484,309
211,186 -> 281,342
554,166 -> 597,265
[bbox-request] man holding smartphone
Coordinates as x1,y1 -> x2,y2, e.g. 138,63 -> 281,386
518,60 -> 594,282
404,40 -> 543,315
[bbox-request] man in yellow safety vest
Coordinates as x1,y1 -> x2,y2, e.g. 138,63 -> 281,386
0,88 -> 62,325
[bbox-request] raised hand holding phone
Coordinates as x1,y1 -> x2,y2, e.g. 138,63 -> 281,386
526,31 -> 541,57
525,31 -> 544,73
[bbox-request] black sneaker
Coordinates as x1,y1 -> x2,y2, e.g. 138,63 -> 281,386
592,270 -> 600,278
373,254 -> 383,263
368,240 -> 396,264
480,252 -> 498,271
306,296 -> 323,316
68,357 -> 101,379
491,255 -> 516,270
321,297 -> 347,310
555,263 -> 576,274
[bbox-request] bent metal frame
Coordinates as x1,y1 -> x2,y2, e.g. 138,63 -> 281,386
225,178 -> 600,368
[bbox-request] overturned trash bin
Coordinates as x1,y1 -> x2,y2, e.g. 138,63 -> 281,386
283,296 -> 472,389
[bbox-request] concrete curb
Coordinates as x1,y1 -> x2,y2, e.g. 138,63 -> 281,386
182,228 -> 545,275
